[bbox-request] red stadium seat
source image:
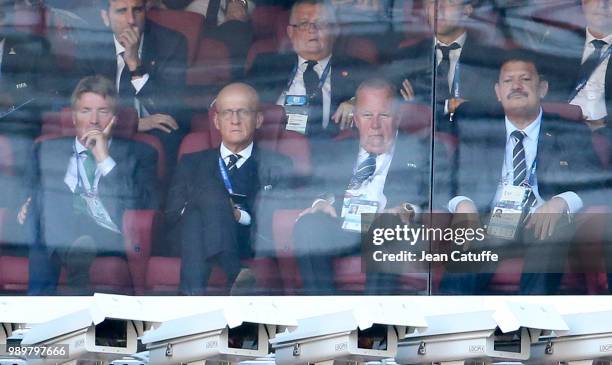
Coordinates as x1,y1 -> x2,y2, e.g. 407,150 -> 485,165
177,131 -> 212,159
542,102 -> 583,121
190,112 -> 209,132
251,6 -> 289,42
147,9 -> 204,65
337,36 -> 379,65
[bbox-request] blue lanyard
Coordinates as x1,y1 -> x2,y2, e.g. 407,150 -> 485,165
569,45 -> 612,101
218,156 -> 234,194
286,60 -> 332,96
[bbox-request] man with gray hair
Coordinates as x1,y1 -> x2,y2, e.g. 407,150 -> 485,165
293,77 -> 430,294
247,0 -> 370,143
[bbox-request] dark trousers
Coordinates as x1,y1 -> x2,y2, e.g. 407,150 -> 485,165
438,215 -> 575,295
293,212 -> 401,295
28,213 -> 123,295
179,207 -> 242,295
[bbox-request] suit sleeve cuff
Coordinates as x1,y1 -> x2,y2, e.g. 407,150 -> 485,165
448,196 -> 472,213
131,73 -> 150,94
553,192 -> 583,214
238,209 -> 251,225
98,157 -> 116,176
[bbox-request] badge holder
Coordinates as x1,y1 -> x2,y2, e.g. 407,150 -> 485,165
81,193 -> 121,233
487,184 -> 530,240
284,95 -> 309,134
340,191 -> 379,233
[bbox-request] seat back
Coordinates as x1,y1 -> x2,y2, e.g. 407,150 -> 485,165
147,9 -> 204,65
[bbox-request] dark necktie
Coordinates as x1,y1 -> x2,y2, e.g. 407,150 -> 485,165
435,43 -> 461,103
511,130 -> 537,211
118,53 -> 134,103
226,154 -> 242,177
570,39 -> 607,100
348,153 -> 377,190
303,60 -> 324,136
511,130 -> 527,186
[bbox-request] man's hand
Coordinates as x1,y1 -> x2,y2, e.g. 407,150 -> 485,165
83,117 -> 115,162
230,198 -> 241,221
297,200 -> 337,219
138,114 -> 179,133
383,203 -> 415,225
332,100 -> 355,130
447,98 -> 467,114
526,197 -> 568,240
224,0 -> 248,22
118,25 -> 141,71
400,79 -> 415,101
17,197 -> 32,225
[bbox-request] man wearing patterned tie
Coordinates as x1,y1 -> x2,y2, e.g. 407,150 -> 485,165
445,53 -> 602,294
165,83 -> 293,295
292,78 -> 430,295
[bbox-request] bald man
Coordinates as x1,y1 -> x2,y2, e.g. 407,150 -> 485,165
165,83 -> 293,295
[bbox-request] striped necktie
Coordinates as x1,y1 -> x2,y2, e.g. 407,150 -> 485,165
348,153 -> 377,190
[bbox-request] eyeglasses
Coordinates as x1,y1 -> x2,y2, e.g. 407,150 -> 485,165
218,108 -> 256,121
289,21 -> 331,31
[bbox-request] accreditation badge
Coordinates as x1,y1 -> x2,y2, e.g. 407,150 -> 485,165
81,194 -> 121,233
283,95 -> 309,134
487,184 -> 529,240
341,192 -> 379,233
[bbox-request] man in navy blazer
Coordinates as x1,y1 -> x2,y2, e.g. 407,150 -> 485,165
75,0 -> 188,173
165,83 -> 293,295
247,0 -> 370,142
445,52 -> 602,294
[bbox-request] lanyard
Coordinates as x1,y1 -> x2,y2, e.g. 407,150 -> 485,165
570,45 -> 612,101
285,60 -> 332,96
218,156 -> 234,194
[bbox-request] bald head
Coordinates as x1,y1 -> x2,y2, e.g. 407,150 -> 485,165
214,83 -> 263,153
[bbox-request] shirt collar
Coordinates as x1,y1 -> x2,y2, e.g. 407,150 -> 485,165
298,53 -> 332,71
74,136 -> 112,154
505,108 -> 543,143
585,28 -> 612,46
113,35 -> 144,57
435,31 -> 467,48
220,142 -> 254,160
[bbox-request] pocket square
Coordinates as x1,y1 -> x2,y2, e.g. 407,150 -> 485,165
560,160 -> 568,166
263,184 -> 273,191
406,162 -> 418,168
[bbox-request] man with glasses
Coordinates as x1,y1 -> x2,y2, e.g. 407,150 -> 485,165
247,0 -> 369,144
165,83 -> 293,295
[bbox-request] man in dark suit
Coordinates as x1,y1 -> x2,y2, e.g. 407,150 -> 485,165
1,0 -> 54,210
247,0 -> 370,141
386,0 -> 502,132
75,0 -> 188,174
24,76 -> 159,294
445,53 -> 602,294
292,78 -> 430,295
165,83 -> 293,295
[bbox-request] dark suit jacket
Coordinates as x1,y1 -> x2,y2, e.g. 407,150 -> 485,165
454,112 -> 603,214
28,137 -> 159,252
74,21 -> 188,127
0,30 -> 55,137
165,145 -> 293,258
246,52 -> 370,137
385,33 -> 503,122
299,134 -> 430,214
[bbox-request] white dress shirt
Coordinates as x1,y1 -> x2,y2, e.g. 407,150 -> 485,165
277,54 -> 332,128
449,109 -> 583,214
570,29 -> 612,121
348,145 -> 394,212
435,32 -> 467,114
220,142 -> 253,225
64,138 -> 116,193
